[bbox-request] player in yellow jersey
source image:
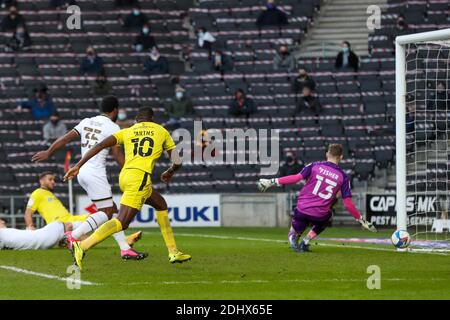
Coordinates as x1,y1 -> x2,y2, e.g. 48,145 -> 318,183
64,107 -> 191,270
25,172 -> 88,229
24,171 -> 141,248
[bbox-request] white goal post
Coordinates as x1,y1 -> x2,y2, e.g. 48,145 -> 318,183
396,28 -> 450,246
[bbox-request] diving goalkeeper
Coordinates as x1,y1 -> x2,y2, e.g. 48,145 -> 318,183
257,144 -> 376,252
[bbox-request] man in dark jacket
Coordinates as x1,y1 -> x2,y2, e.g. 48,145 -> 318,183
6,24 -> 31,51
144,47 -> 169,74
256,0 -> 288,27
134,23 -> 156,52
279,151 -> 303,176
297,86 -> 321,115
293,68 -> 316,93
229,89 -> 257,116
17,87 -> 55,120
80,46 -> 104,75
335,41 -> 359,72
1,5 -> 25,32
123,5 -> 148,29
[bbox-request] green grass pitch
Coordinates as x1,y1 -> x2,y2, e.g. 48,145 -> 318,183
0,227 -> 449,299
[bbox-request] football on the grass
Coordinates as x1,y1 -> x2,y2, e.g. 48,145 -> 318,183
391,230 -> 411,249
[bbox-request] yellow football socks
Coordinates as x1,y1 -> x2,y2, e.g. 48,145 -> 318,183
156,210 -> 177,254
80,218 -> 123,251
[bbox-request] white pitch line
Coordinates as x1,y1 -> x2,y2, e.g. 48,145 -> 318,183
172,233 -> 449,255
119,277 -> 447,286
0,265 -> 99,286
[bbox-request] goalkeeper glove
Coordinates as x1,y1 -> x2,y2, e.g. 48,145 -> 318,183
257,178 -> 279,192
357,218 -> 377,233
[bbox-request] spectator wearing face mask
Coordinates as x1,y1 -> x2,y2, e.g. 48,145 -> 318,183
144,47 -> 169,74
395,14 -> 408,32
116,109 -> 133,129
229,89 -> 257,116
6,25 -> 31,51
134,23 -> 156,52
123,6 -> 148,30
273,44 -> 296,72
166,85 -> 194,129
80,46 -> 104,75
256,0 -> 288,27
1,6 -> 25,32
297,85 -> 321,115
335,41 -> 359,72
92,72 -> 112,97
43,112 -> 67,142
197,27 -> 216,57
16,86 -> 55,120
293,67 -> 315,93
279,151 -> 303,177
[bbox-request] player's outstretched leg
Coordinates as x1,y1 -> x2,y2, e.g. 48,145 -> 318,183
298,213 -> 332,253
289,210 -> 309,252
146,191 -> 191,263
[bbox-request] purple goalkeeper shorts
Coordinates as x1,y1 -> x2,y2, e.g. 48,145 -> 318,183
291,208 -> 332,235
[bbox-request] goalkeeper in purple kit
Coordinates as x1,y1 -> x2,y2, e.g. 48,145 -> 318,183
257,144 -> 376,252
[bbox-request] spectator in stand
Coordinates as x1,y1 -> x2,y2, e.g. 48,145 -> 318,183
212,50 -> 232,73
292,67 -> 316,93
166,85 -> 194,129
80,46 -> 104,75
297,85 -> 321,115
144,47 -> 169,74
16,86 -> 56,120
229,89 -> 257,116
5,25 -> 31,51
279,151 -> 303,177
256,0 -> 288,27
92,71 -> 112,97
273,44 -> 296,72
395,14 -> 408,32
1,5 -> 25,32
123,5 -> 148,30
134,23 -> 156,52
49,0 -> 77,8
43,112 -> 67,142
197,27 -> 216,58
335,41 -> 359,72
116,109 -> 134,129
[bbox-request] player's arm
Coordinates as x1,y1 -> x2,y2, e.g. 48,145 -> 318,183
340,177 -> 377,232
160,148 -> 182,183
257,173 -> 304,192
110,145 -> 125,168
64,135 -> 117,181
257,163 -> 313,192
31,129 -> 79,162
24,208 -> 36,230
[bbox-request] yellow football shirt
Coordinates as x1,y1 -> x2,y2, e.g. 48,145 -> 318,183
27,188 -> 72,224
112,121 -> 176,174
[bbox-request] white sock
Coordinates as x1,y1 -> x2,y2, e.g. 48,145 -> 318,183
112,214 -> 131,251
72,211 -> 109,239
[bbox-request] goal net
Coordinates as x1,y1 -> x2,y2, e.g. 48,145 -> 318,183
396,29 -> 450,252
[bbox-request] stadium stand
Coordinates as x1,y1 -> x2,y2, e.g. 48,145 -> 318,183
0,0 -> 447,208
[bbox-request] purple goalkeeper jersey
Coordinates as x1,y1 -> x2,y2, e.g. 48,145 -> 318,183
296,161 -> 352,218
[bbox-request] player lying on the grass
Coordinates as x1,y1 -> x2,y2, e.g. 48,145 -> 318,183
22,172 -> 141,250
64,107 -> 191,270
31,96 -> 146,260
257,144 -> 376,252
0,218 -> 77,250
